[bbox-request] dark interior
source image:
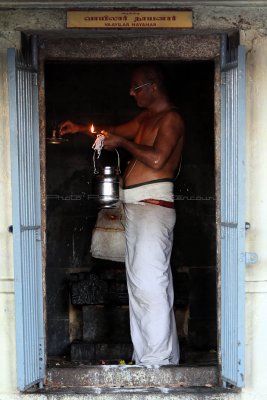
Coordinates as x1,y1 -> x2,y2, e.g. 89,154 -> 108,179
45,61 -> 216,365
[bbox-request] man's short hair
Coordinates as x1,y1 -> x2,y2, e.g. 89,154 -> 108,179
134,64 -> 167,93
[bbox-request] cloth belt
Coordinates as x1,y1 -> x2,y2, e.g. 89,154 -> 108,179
140,199 -> 175,209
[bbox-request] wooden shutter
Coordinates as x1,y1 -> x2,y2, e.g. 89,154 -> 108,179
220,34 -> 246,388
7,38 -> 45,391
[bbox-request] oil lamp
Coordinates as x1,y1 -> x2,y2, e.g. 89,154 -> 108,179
46,127 -> 68,145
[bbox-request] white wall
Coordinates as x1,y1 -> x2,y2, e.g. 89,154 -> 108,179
242,31 -> 267,400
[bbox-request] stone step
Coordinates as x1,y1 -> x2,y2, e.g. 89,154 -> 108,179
26,387 -> 240,400
46,365 -> 218,388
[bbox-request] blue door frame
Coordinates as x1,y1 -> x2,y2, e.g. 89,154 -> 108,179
7,33 -> 246,391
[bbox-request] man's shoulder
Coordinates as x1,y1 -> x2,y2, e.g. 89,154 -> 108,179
165,107 -> 182,117
138,107 -> 184,128
159,108 -> 185,139
161,107 -> 184,124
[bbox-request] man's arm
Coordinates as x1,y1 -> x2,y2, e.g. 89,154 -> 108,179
59,120 -> 93,137
104,113 -> 184,170
59,114 -> 142,140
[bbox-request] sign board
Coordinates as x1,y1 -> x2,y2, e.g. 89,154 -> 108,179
67,10 -> 193,29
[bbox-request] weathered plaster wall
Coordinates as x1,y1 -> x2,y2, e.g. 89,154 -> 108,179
242,32 -> 267,400
0,6 -> 266,34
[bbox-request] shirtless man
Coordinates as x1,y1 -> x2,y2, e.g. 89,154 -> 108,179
60,64 -> 184,365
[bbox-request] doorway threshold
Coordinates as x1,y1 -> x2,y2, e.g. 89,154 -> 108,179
32,386 -> 240,400
46,364 -> 218,389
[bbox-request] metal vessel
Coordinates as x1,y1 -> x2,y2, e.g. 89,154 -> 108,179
92,149 -> 121,208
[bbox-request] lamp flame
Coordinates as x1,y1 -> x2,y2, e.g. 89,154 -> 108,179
90,124 -> 96,134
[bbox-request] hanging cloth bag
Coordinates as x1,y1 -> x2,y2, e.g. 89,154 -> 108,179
90,204 -> 125,262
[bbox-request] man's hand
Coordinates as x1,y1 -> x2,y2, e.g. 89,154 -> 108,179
103,132 -> 124,151
59,120 -> 80,136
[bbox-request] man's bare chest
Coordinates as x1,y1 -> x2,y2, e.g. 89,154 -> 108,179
134,116 -> 160,145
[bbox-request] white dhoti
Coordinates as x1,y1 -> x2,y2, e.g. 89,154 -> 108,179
123,180 -> 179,366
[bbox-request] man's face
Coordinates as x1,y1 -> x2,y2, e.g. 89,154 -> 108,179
129,70 -> 153,108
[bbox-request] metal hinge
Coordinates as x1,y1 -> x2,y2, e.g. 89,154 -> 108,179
245,252 -> 258,265
33,72 -> 38,86
245,222 -> 251,230
221,74 -> 226,85
245,222 -> 258,264
21,224 -> 40,231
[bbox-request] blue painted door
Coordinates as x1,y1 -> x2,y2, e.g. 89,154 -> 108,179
7,45 -> 45,391
220,36 -> 246,388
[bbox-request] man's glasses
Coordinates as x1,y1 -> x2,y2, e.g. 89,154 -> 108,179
130,82 -> 152,93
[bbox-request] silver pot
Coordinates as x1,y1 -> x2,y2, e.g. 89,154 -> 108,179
92,150 -> 121,208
